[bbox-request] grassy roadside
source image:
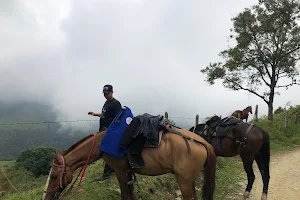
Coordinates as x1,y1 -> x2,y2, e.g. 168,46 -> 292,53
2,157 -> 245,200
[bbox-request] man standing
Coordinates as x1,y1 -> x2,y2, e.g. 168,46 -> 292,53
88,84 -> 122,181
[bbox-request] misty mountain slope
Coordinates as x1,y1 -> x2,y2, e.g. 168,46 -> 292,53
0,101 -> 96,160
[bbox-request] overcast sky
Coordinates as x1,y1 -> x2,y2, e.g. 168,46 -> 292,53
1,0 -> 300,129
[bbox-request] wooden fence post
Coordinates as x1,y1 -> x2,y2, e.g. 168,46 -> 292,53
254,105 -> 258,121
284,102 -> 291,128
195,114 -> 199,126
165,112 -> 168,120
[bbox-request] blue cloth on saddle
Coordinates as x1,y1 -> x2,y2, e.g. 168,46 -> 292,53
99,106 -> 134,158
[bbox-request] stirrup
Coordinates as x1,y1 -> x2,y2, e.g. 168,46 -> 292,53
127,172 -> 137,185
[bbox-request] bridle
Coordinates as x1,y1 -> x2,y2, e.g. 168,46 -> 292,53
43,155 -> 66,190
43,133 -> 97,199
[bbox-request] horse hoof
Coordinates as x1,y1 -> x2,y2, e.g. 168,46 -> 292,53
243,191 -> 250,199
76,188 -> 85,193
261,193 -> 267,200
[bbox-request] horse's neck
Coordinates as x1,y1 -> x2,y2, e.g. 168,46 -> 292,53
64,133 -> 104,172
244,108 -> 250,114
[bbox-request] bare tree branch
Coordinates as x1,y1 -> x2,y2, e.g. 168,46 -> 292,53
278,45 -> 300,60
278,74 -> 290,79
236,84 -> 269,104
242,56 -> 271,86
276,82 -> 300,88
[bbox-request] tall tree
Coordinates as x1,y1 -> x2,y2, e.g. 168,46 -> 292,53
201,0 -> 300,120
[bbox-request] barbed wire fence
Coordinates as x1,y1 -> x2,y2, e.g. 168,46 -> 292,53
0,105 -> 261,128
0,113 -> 206,127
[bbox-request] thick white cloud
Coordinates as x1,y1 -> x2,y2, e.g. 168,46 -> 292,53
1,0 -> 299,130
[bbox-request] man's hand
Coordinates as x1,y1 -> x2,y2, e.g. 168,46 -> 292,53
88,112 -> 102,117
88,112 -> 95,116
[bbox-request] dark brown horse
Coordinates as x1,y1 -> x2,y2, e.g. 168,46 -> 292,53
232,106 -> 252,122
189,116 -> 270,200
42,128 -> 216,200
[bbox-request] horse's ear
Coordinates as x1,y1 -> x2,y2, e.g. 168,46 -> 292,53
56,150 -> 63,157
55,150 -> 63,163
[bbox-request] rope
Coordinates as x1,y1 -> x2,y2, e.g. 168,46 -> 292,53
0,167 -> 20,193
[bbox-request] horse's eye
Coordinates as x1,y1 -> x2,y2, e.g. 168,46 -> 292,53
51,174 -> 58,178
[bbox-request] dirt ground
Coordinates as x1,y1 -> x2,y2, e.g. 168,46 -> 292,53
238,148 -> 300,200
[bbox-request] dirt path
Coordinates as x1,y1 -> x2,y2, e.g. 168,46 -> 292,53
241,148 -> 300,200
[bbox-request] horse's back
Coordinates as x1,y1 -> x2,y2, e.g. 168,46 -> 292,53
232,123 -> 264,151
232,110 -> 240,115
167,129 -> 209,178
167,129 -> 208,161
138,129 -> 208,176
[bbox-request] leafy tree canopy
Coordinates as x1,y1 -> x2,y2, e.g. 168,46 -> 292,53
201,0 -> 300,120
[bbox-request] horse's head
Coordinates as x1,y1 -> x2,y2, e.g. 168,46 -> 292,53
189,124 -> 207,138
42,151 -> 73,200
248,106 -> 253,114
42,133 -> 104,200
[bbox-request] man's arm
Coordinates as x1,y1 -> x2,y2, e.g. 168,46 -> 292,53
113,101 -> 122,116
88,112 -> 102,117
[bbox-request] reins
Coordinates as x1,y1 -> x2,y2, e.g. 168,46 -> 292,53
62,133 -> 97,198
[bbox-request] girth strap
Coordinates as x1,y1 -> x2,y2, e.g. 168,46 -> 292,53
165,125 -> 207,154
246,124 -> 254,135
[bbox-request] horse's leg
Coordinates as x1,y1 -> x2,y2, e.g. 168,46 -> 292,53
126,171 -> 137,200
240,154 -> 255,199
114,170 -> 131,200
255,153 -> 270,200
176,175 -> 195,200
260,130 -> 270,200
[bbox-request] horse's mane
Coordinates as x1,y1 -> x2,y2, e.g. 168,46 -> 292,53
189,123 -> 206,132
63,134 -> 94,155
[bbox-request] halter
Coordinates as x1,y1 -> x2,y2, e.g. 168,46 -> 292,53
44,156 -> 67,194
44,133 -> 97,199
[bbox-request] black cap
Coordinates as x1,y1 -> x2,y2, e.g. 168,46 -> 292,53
103,84 -> 113,93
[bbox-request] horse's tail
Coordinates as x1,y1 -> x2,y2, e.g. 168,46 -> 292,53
260,128 -> 270,179
202,144 -> 216,200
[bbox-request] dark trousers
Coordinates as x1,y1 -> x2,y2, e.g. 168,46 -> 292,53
103,163 -> 114,175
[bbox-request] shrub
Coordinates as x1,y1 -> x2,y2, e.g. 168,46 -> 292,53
15,146 -> 56,177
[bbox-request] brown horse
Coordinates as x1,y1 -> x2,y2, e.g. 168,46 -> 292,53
232,106 -> 252,122
189,116 -> 270,200
42,128 -> 216,200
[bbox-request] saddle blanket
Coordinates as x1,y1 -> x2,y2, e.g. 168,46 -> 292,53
99,106 -> 134,158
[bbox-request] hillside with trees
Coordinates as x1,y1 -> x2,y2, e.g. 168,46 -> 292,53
0,101 -> 96,160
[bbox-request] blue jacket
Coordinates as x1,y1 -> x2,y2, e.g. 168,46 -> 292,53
99,106 -> 134,158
